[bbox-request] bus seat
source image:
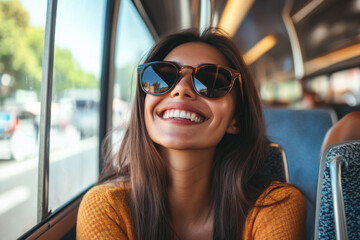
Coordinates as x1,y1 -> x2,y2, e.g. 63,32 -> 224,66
263,108 -> 337,240
263,143 -> 289,183
314,140 -> 360,240
328,103 -> 360,120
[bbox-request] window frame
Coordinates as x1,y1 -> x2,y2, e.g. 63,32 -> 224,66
18,0 -> 120,238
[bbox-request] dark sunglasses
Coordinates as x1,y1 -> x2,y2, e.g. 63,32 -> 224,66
137,61 -> 244,100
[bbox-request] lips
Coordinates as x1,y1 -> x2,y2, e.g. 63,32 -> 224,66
162,109 -> 204,123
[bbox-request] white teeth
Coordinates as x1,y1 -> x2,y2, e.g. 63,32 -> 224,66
190,113 -> 196,122
163,111 -> 169,119
180,110 -> 186,118
174,109 -> 180,118
162,109 -> 203,123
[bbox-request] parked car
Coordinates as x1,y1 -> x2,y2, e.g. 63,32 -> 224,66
0,108 -> 38,161
58,89 -> 100,139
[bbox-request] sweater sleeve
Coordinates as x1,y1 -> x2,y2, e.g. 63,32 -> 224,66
244,183 -> 307,240
76,185 -> 130,240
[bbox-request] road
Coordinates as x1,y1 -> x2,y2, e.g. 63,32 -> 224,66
0,137 -> 98,240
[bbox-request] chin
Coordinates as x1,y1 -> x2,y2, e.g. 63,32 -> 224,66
155,139 -> 216,151
157,140 -> 194,150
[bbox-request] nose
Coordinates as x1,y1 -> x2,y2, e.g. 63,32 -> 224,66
170,68 -> 197,99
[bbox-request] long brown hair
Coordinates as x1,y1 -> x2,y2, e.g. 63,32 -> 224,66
101,28 -> 271,240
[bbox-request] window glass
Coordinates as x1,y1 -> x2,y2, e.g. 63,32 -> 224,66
261,80 -> 302,107
308,67 -> 360,106
307,75 -> 329,99
329,68 -> 360,105
49,0 -> 106,212
112,0 -> 154,146
0,0 -> 46,238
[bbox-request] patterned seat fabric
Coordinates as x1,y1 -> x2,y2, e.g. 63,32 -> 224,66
262,143 -> 289,183
315,140 -> 360,240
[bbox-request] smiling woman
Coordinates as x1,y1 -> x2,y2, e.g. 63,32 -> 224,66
77,28 -> 306,240
144,42 -> 238,150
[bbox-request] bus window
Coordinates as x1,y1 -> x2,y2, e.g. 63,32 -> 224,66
329,68 -> 360,105
48,0 -> 106,213
307,68 -> 360,106
112,0 -> 154,147
0,0 -> 46,239
307,67 -> 360,118
261,79 -> 302,106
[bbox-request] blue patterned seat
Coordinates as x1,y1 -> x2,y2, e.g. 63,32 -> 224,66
314,140 -> 360,240
262,143 -> 289,183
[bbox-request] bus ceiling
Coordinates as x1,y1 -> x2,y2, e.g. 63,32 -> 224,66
132,0 -> 360,81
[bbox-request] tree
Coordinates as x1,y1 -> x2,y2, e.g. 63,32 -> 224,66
0,0 -> 32,88
0,0 -> 98,103
53,47 -> 97,95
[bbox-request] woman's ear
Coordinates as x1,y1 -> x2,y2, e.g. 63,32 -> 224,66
226,117 -> 239,134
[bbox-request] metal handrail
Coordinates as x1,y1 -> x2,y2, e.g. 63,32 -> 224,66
329,156 -> 349,240
282,0 -> 304,79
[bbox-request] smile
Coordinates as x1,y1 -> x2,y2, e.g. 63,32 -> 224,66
162,109 -> 204,123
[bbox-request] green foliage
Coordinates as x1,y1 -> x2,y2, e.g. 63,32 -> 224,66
0,0 -> 98,102
0,0 -> 28,74
53,47 -> 97,94
0,0 -> 29,28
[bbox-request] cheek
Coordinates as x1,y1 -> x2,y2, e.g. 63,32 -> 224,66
218,99 -> 235,116
144,95 -> 153,126
209,95 -> 236,125
222,89 -> 237,122
144,95 -> 160,137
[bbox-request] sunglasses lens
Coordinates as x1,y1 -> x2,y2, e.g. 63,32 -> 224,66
141,63 -> 178,94
194,66 -> 233,98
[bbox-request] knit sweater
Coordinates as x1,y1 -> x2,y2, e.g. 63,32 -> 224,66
77,182 -> 306,239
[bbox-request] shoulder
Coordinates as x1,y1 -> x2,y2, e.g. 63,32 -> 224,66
243,182 -> 306,240
80,183 -> 131,211
257,181 -> 305,206
77,183 -> 133,239
83,182 -> 130,201
79,182 -> 131,216
322,112 -> 360,151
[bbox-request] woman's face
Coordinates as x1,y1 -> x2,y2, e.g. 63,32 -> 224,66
144,42 -> 238,150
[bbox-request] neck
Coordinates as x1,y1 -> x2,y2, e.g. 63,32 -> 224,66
163,148 -> 215,228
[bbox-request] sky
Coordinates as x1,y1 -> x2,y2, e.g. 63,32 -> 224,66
19,0 -> 154,78
115,0 -> 154,67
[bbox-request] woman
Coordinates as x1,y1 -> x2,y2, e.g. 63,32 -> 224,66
77,28 -> 306,240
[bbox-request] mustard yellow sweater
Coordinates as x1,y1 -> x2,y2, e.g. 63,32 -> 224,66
77,182 -> 306,239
